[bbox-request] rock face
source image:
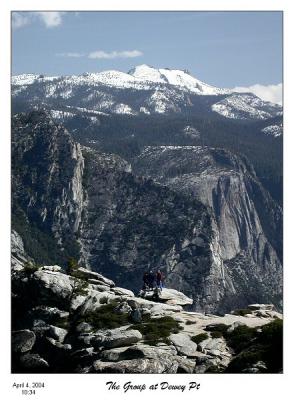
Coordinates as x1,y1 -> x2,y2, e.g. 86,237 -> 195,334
12,111 -> 84,264
91,328 -> 142,349
92,358 -> 178,374
169,333 -> 198,356
133,146 -> 282,312
11,263 -> 283,374
11,111 -> 282,314
12,330 -> 36,353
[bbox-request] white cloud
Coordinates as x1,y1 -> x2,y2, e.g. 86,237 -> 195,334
56,52 -> 84,58
12,12 -> 30,29
35,12 -> 64,28
233,83 -> 282,105
12,11 -> 65,29
88,50 -> 143,59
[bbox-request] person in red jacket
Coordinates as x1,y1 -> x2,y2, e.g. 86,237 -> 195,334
156,269 -> 163,291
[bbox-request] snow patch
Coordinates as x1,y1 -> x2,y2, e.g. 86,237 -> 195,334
261,124 -> 283,137
212,94 -> 278,120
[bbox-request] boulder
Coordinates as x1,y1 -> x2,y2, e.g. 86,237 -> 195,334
31,270 -> 74,306
76,267 -> 115,287
159,289 -> 193,306
149,303 -> 183,317
76,333 -> 95,347
77,290 -> 116,315
76,322 -> 94,334
45,336 -> 72,351
70,294 -> 88,311
198,337 -> 231,361
70,347 -> 98,368
114,301 -> 132,314
41,265 -> 62,272
169,333 -> 198,356
19,353 -> 49,371
49,326 -> 68,342
248,304 -> 275,311
92,357 -> 178,373
71,347 -> 96,360
111,287 -> 135,297
130,309 -> 142,323
29,306 -> 69,322
88,281 -> 111,292
31,320 -> 51,337
123,343 -> 178,359
254,310 -> 272,318
227,321 -> 246,333
194,358 -> 219,373
12,330 -> 36,353
193,351 -> 214,364
101,346 -> 132,361
91,327 -> 142,349
174,356 -> 196,373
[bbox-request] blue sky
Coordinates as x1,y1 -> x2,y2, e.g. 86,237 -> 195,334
12,11 -> 282,100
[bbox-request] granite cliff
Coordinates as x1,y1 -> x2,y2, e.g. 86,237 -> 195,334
12,111 -> 282,314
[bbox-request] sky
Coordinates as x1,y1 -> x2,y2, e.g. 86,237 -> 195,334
12,11 -> 283,104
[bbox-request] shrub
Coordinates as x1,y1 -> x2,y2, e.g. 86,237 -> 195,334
211,331 -> 223,339
67,258 -> 88,300
78,301 -> 129,330
226,345 -> 266,373
225,325 -> 257,353
205,323 -> 229,335
130,316 -> 182,346
23,261 -> 41,274
191,333 -> 209,344
225,319 -> 283,373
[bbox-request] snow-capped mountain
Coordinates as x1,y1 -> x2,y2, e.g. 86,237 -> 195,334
12,64 -> 282,120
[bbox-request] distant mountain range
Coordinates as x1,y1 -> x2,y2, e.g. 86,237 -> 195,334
12,64 -> 282,124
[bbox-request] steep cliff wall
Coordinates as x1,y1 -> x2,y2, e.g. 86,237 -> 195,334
133,146 -> 282,310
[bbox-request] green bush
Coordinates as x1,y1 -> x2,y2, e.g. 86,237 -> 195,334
130,316 -> 182,346
191,333 -> 209,344
226,319 -> 283,373
23,261 -> 41,274
205,323 -> 229,335
225,325 -> 257,353
211,331 -> 223,339
226,345 -> 266,373
78,301 -> 129,330
67,258 -> 89,299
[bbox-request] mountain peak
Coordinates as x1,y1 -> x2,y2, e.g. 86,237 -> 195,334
127,64 -> 231,95
128,64 -> 168,83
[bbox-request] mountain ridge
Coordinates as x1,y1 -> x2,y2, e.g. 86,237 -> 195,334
12,65 -> 282,120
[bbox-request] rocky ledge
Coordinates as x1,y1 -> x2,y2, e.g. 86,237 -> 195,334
12,263 -> 283,373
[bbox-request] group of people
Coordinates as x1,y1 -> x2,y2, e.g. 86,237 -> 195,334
142,269 -> 164,292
